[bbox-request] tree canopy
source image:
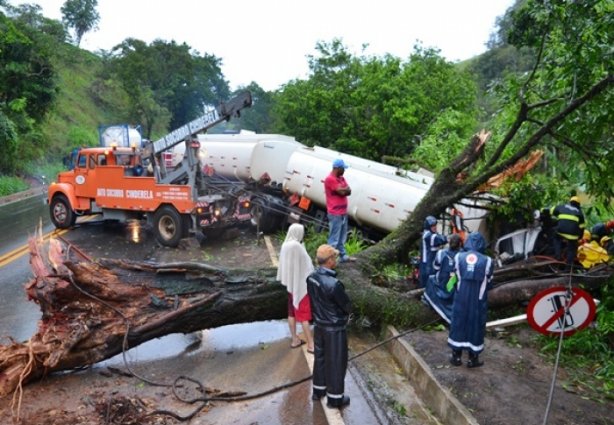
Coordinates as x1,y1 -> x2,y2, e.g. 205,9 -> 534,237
60,0 -> 99,46
272,39 -> 479,164
0,8 -> 57,173
103,39 -> 230,138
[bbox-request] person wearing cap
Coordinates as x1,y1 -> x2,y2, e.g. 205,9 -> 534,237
551,196 -> 585,266
276,223 -> 315,352
307,244 -> 352,409
324,159 -> 353,263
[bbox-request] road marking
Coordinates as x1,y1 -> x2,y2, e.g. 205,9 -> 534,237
302,345 -> 346,425
0,215 -> 97,268
264,235 -> 279,267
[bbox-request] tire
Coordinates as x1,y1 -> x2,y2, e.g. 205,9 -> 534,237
153,205 -> 184,247
50,194 -> 76,228
250,199 -> 273,233
250,198 -> 285,234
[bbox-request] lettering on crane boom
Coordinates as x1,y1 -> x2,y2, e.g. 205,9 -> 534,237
152,108 -> 220,153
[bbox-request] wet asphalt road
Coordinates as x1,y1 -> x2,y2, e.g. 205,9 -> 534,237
0,194 -> 388,425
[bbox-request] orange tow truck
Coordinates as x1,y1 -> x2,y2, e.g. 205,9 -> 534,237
48,92 -> 253,247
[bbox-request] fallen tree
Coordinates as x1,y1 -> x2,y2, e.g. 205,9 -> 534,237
1,230 -> 612,399
0,234 -> 286,398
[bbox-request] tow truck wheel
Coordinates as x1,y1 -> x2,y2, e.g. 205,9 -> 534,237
50,195 -> 76,228
153,206 -> 184,247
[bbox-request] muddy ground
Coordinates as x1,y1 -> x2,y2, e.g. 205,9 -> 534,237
406,326 -> 612,425
2,225 -> 613,424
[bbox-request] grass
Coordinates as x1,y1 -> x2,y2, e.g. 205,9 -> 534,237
0,176 -> 29,196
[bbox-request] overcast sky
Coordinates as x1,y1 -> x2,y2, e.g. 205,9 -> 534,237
17,0 -> 515,91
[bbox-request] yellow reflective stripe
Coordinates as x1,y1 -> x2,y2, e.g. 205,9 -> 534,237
558,232 -> 579,240
558,214 -> 580,222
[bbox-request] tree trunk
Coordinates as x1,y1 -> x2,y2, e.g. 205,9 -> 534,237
1,234 -> 611,398
0,236 -> 285,398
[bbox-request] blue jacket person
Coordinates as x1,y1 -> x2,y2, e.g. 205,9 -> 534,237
448,232 -> 494,368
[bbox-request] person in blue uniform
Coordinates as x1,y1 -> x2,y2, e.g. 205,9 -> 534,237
447,232 -> 493,368
307,244 -> 352,409
419,216 -> 447,288
423,233 -> 464,324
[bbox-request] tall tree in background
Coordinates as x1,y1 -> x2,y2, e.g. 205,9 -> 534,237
61,0 -> 99,46
103,38 -> 229,138
230,82 -> 274,133
273,39 -> 478,163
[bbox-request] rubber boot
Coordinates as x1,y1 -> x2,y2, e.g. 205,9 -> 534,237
467,352 -> 484,368
312,389 -> 325,401
326,395 -> 350,408
449,349 -> 462,366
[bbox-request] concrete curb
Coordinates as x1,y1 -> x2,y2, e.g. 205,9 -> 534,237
385,325 -> 479,425
0,187 -> 44,206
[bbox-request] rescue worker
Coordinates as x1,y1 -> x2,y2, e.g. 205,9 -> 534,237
307,244 -> 352,409
423,233 -> 464,324
551,196 -> 585,266
419,216 -> 447,288
591,219 -> 614,242
447,232 -> 494,368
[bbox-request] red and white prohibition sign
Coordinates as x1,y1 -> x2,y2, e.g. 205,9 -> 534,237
527,286 -> 596,336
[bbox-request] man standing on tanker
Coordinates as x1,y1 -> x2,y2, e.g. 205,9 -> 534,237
307,244 -> 352,408
324,159 -> 354,262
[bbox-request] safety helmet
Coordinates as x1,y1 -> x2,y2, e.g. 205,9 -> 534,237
570,196 -> 580,204
601,236 -> 612,247
424,216 -> 437,230
582,230 -> 591,241
606,219 -> 614,230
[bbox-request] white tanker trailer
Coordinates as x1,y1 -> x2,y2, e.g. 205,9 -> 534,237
197,133 -> 487,238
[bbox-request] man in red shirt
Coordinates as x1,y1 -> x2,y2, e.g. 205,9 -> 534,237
324,159 -> 353,262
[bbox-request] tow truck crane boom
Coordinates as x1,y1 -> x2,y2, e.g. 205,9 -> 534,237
142,91 -> 252,185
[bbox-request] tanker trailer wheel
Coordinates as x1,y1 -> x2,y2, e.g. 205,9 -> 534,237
153,206 -> 184,247
50,194 -> 76,228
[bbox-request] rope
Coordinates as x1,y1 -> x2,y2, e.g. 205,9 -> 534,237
541,264 -> 575,425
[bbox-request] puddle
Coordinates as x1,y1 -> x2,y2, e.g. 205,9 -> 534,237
100,320 -> 291,365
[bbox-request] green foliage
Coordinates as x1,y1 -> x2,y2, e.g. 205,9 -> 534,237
411,108 -> 477,172
231,83 -> 275,133
66,125 -> 97,148
487,173 -> 569,227
272,40 -> 479,163
104,39 -> 229,137
0,111 -> 18,174
0,11 -> 57,126
0,175 -> 28,196
497,0 -> 614,204
60,0 -> 99,46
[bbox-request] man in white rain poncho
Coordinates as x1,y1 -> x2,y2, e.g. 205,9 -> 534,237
277,224 -> 315,352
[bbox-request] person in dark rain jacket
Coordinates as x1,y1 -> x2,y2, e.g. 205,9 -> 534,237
423,233 -> 464,324
551,196 -> 585,266
419,216 -> 447,288
447,232 -> 493,368
307,244 -> 352,409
